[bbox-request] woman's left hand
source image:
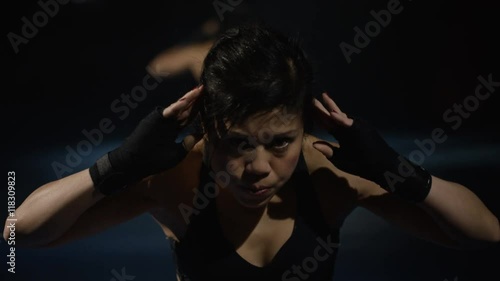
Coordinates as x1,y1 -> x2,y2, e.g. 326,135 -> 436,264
311,92 -> 432,202
312,92 -> 353,158
313,92 -> 353,128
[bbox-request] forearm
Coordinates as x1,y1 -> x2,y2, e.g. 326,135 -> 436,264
417,175 -> 500,248
3,169 -> 104,247
310,98 -> 499,249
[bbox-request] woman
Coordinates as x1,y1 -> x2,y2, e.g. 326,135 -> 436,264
5,25 -> 499,281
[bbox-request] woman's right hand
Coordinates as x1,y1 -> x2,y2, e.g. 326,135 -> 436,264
162,85 -> 204,125
90,85 -> 204,195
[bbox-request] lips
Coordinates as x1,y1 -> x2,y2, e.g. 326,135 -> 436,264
237,184 -> 272,197
251,185 -> 271,190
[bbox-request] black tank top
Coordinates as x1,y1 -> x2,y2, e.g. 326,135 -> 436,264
170,150 -> 343,281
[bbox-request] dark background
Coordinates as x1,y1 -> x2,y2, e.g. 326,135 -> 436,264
1,0 -> 499,280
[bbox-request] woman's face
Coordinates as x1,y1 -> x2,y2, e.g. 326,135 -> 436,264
208,107 -> 304,209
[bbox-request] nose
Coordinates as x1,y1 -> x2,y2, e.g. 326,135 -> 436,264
244,146 -> 271,178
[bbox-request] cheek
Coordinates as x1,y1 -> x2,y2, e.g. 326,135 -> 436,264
274,149 -> 301,181
217,158 -> 242,177
210,148 -> 243,177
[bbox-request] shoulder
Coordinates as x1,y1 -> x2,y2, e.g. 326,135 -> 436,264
301,133 -> 338,173
301,133 -> 386,199
301,133 -> 361,183
301,135 -> 464,249
300,133 -> 385,225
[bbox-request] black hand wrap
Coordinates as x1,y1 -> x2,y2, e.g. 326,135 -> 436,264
89,106 -> 188,196
322,118 -> 432,203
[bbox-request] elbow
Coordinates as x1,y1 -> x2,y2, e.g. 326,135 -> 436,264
3,227 -> 8,243
490,218 -> 500,245
3,218 -> 15,244
3,215 -> 16,242
473,217 -> 500,248
459,217 -> 500,250
457,229 -> 500,250
3,216 -> 51,248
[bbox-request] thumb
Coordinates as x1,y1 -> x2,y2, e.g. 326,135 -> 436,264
312,141 -> 335,159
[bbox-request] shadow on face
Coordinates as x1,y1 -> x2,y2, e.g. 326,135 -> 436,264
205,108 -> 305,209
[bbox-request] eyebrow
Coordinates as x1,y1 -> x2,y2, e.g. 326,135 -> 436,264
226,129 -> 299,138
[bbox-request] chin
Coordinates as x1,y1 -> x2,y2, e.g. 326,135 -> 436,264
236,197 -> 272,209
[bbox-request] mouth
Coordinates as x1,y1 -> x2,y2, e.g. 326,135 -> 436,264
237,184 -> 273,197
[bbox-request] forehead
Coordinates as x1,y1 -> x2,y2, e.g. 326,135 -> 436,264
225,107 -> 303,136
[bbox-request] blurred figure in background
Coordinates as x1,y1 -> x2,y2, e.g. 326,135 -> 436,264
147,2 -> 254,81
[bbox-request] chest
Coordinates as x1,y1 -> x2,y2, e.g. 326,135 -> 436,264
167,194 -> 341,280
151,187 -> 350,272
214,191 -> 298,268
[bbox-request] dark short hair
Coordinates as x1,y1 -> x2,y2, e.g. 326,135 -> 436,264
195,24 -> 314,142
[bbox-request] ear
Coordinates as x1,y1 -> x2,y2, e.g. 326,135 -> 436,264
182,133 -> 205,152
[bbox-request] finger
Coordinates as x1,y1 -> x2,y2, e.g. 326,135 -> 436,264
312,99 -> 336,127
178,109 -> 192,122
312,141 -> 334,159
166,97 -> 197,119
312,105 -> 331,126
175,104 -> 196,126
180,95 -> 200,115
312,97 -> 330,115
163,86 -> 204,117
329,111 -> 348,126
179,85 -> 204,102
322,92 -> 341,113
176,91 -> 204,125
329,111 -> 354,127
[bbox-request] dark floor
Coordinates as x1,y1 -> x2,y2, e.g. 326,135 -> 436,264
1,127 -> 499,281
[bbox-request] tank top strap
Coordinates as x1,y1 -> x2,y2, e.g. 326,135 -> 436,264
293,150 -> 333,237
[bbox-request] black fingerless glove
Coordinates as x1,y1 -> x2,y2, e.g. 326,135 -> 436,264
319,118 -> 432,203
89,106 -> 188,195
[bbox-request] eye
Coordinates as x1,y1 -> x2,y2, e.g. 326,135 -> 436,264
271,137 -> 293,151
227,137 -> 253,151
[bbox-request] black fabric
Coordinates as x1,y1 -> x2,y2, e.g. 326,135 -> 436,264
171,150 -> 342,281
88,153 -> 128,196
90,106 -> 187,195
316,117 -> 432,203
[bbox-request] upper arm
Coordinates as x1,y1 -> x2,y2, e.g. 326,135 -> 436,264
345,157 -> 463,249
356,183 -> 462,249
303,134 -> 461,249
43,178 -> 156,248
